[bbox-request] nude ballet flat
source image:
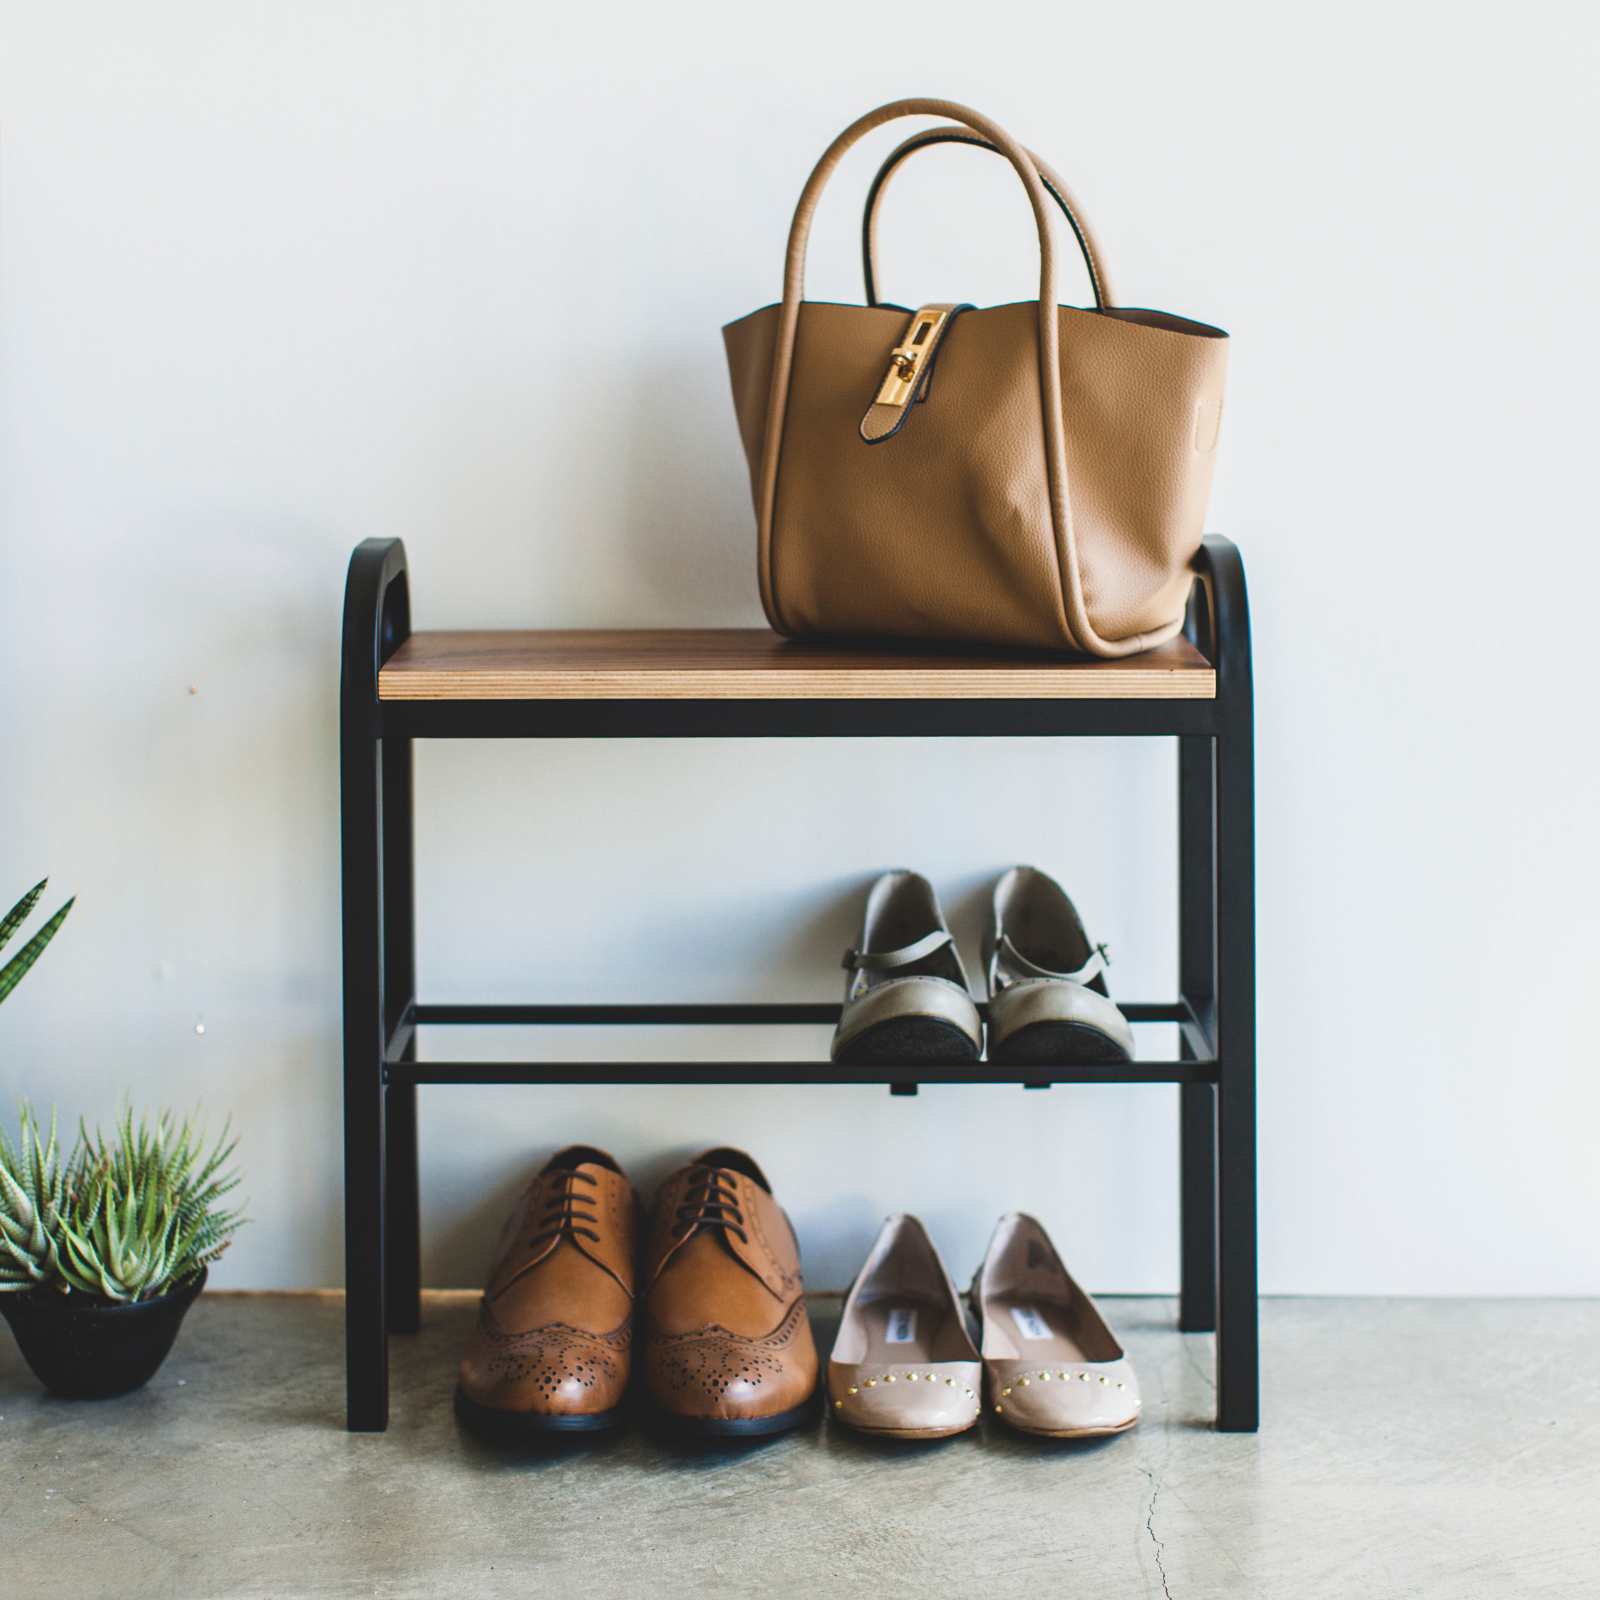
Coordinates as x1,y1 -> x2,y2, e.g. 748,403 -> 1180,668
828,1215 -> 982,1439
985,866 -> 1134,1065
973,1212 -> 1141,1438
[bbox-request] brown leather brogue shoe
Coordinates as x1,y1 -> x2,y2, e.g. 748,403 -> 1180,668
642,1147 -> 819,1438
456,1145 -> 637,1435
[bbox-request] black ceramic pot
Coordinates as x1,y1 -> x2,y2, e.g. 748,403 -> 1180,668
0,1268 -> 206,1399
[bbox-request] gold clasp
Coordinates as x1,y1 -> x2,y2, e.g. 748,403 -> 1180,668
873,307 -> 949,409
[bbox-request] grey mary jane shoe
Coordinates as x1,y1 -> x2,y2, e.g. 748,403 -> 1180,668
986,866 -> 1133,1065
831,871 -> 982,1064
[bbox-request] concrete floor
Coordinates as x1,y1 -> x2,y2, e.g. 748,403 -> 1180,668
3,1294 -> 1596,1599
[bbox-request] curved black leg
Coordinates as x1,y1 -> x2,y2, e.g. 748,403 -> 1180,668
1178,572 -> 1217,1334
1191,537 -> 1258,1431
381,570 -> 420,1339
341,538 -> 413,1431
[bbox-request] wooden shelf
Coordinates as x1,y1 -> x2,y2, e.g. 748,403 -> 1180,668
378,629 -> 1214,702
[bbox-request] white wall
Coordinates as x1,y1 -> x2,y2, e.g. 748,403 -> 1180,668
3,1 -> 1596,1296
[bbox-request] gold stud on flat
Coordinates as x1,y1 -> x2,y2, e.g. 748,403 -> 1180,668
945,1377 -> 956,1387
1098,1375 -> 1109,1385
864,1379 -> 877,1388
885,1374 -> 896,1383
1019,1377 -> 1030,1386
994,1404 -> 1004,1414
1039,1372 -> 1051,1381
1116,1382 -> 1126,1390
847,1386 -> 859,1395
834,1400 -> 843,1410
1078,1372 -> 1090,1381
1001,1386 -> 1012,1396
1057,1371 -> 1068,1380
907,1373 -> 918,1382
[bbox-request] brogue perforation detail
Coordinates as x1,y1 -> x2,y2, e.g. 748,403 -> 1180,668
475,1313 -> 632,1401
647,1298 -> 808,1403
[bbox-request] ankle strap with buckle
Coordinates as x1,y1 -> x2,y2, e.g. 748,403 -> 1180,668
992,933 -> 1109,986
841,928 -> 953,972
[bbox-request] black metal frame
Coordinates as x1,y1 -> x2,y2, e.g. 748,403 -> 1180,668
340,536 -> 1257,1433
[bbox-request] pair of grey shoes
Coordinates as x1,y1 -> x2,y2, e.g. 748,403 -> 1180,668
828,1212 -> 1140,1440
832,867 -> 1133,1065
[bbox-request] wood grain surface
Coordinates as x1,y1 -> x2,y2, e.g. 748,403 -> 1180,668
377,629 -> 1215,701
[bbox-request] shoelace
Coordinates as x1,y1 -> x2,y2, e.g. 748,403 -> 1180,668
674,1165 -> 748,1245
528,1168 -> 600,1249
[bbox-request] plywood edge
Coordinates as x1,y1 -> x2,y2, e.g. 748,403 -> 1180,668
378,667 -> 1216,701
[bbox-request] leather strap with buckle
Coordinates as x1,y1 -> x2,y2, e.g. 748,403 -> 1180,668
992,933 -> 1110,986
859,303 -> 970,443
842,929 -> 954,971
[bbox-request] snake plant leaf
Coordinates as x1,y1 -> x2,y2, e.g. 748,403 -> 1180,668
0,1163 -> 38,1232
194,1126 -> 239,1187
0,1224 -> 48,1277
0,897 -> 75,1005
54,1218 -> 104,1292
0,881 -> 47,955
0,1106 -> 71,1288
28,1116 -> 59,1200
116,1182 -> 138,1278
79,1171 -> 106,1234
139,1166 -> 159,1238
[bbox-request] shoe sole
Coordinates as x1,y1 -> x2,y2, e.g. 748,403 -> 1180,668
454,1386 -> 624,1437
996,1414 -> 1140,1439
832,1418 -> 978,1440
650,1389 -> 820,1440
988,1020 -> 1132,1066
833,1016 -> 981,1065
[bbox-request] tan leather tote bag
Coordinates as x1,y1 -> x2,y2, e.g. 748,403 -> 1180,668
723,98 -> 1229,656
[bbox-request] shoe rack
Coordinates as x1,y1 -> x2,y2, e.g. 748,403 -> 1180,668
339,536 -> 1258,1434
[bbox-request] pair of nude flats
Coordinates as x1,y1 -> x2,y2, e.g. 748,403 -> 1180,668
832,866 -> 1132,1065
828,1212 -> 1139,1440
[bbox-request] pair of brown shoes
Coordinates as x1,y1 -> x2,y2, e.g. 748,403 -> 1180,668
455,1145 -> 819,1438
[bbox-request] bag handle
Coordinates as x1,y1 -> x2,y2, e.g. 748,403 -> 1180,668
756,99 -> 1087,649
859,127 -> 1114,311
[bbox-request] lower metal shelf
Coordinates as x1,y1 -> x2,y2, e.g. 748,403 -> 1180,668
385,1059 -> 1217,1087
386,998 -> 1214,1088
411,1001 -> 1189,1025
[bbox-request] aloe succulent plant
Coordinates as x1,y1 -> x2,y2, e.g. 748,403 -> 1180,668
0,879 -> 74,1005
53,1109 -> 245,1303
0,1105 -> 69,1292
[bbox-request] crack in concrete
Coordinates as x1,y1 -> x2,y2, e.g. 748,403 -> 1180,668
1141,1467 -> 1174,1600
